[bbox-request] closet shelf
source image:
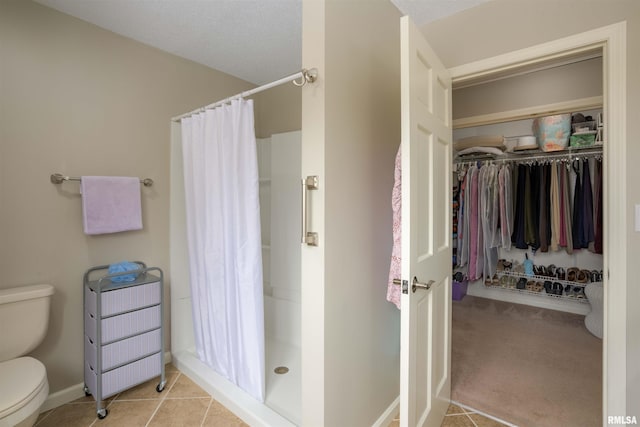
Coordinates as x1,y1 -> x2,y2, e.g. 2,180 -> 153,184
497,270 -> 597,288
483,281 -> 591,304
454,145 -> 602,166
484,270 -> 601,304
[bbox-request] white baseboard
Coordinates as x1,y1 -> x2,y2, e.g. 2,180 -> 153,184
41,351 -> 173,413
40,383 -> 86,412
372,395 -> 399,427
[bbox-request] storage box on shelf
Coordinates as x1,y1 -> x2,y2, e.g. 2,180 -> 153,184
83,263 -> 165,419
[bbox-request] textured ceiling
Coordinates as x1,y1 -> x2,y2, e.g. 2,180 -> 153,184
35,0 -> 489,85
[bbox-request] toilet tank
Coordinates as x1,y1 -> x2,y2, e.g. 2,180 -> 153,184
0,284 -> 54,362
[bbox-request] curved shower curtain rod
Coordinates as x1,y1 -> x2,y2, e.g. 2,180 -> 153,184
172,68 -> 318,122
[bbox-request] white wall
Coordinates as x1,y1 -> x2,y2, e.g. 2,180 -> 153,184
453,57 -> 603,120
258,132 -> 302,347
267,132 -> 302,304
302,0 -> 402,425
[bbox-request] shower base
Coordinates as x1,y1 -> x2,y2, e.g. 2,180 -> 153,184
265,338 -> 301,425
172,338 -> 300,427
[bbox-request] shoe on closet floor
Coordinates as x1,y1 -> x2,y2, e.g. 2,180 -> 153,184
576,270 -> 590,283
553,282 -> 563,295
499,275 -> 509,288
547,264 -> 556,277
564,284 -> 574,297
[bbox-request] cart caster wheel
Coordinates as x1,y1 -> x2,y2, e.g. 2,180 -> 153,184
97,409 -> 108,419
83,386 -> 91,397
156,383 -> 165,393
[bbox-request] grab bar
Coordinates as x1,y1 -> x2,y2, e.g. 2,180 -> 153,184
301,176 -> 319,246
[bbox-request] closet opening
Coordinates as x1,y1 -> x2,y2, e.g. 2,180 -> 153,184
449,46 -> 605,427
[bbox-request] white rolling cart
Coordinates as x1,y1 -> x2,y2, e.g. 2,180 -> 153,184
83,262 -> 166,419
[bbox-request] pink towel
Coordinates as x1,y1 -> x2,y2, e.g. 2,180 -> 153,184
81,176 -> 143,235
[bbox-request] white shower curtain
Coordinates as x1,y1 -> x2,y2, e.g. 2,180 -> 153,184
181,99 -> 265,402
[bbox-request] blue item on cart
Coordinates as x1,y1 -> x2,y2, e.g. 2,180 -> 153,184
108,261 -> 141,282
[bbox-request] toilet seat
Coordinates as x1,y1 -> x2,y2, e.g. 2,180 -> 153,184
0,357 -> 48,424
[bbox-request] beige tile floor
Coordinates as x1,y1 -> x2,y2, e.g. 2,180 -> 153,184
389,403 -> 511,427
36,364 -> 508,427
35,364 -> 247,427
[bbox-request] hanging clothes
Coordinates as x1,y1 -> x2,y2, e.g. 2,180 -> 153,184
480,164 -> 499,280
523,165 -> 535,247
525,164 -> 541,250
498,164 -> 513,250
468,166 -> 480,280
512,164 -> 527,249
594,159 -> 603,254
474,165 -> 486,280
386,146 -> 402,309
549,162 -> 561,251
461,167 -> 472,269
572,161 -> 585,249
456,171 -> 465,267
560,164 -> 574,254
582,159 -> 595,250
538,164 -> 551,252
453,151 -> 601,281
489,164 -> 501,249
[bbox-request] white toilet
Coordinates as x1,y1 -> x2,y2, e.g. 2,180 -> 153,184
0,284 -> 54,427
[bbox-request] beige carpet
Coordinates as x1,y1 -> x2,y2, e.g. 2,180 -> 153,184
451,295 -> 602,427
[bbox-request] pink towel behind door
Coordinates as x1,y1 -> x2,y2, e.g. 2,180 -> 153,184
81,176 -> 143,235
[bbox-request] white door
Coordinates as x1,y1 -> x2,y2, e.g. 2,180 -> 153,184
399,15 -> 452,427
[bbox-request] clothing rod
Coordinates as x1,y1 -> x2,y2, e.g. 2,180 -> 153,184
454,146 -> 603,166
171,67 -> 318,122
50,173 -> 154,187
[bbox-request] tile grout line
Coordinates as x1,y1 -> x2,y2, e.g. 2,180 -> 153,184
86,392 -> 121,426
116,396 -> 212,402
465,411 -> 480,427
34,407 -> 55,426
144,372 -> 181,427
200,397 -> 215,427
451,400 -> 518,427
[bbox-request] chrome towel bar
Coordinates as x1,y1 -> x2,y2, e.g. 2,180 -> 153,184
50,173 -> 154,187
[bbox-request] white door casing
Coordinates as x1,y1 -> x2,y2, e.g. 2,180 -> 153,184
399,15 -> 452,427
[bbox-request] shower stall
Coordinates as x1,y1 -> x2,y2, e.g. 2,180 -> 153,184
170,119 -> 302,426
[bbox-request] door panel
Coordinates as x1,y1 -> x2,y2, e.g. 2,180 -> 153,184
400,15 -> 452,427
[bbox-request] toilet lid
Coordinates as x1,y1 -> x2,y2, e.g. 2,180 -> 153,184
0,357 -> 47,418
